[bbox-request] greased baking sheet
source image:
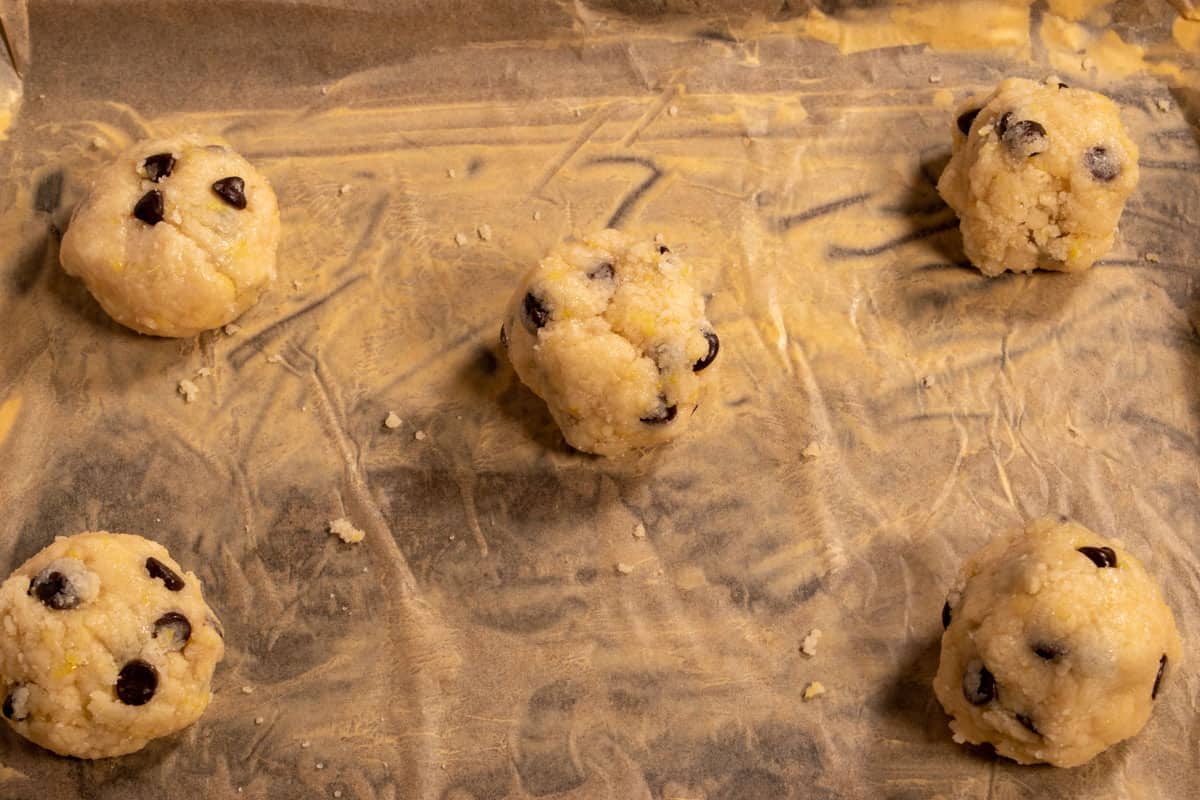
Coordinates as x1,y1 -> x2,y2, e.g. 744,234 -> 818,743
1,1 -> 1198,798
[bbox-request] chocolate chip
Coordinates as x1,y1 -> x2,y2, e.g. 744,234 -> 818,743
2,685 -> 27,721
145,557 -> 185,591
1016,713 -> 1040,735
962,659 -> 995,705
153,612 -> 193,651
116,660 -> 158,706
588,262 -> 614,281
658,245 -> 670,254
521,292 -> 550,333
142,153 -> 176,182
1033,642 -> 1066,661
1084,146 -> 1121,182
499,323 -> 509,349
1077,546 -> 1117,569
28,568 -> 82,610
956,108 -> 981,135
693,329 -> 720,372
941,601 -> 952,629
1152,654 -> 1167,699
640,400 -> 678,425
211,176 -> 247,209
1057,82 -> 1070,89
133,190 -> 164,225
1002,119 -> 1049,158
996,112 -> 1013,136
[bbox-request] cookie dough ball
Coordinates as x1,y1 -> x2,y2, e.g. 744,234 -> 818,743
0,532 -> 225,758
60,134 -> 281,337
934,516 -> 1181,767
937,77 -> 1139,276
501,230 -> 719,456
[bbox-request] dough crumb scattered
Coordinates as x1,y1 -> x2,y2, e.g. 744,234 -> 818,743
293,279 -> 303,290
920,374 -> 935,388
178,379 -> 199,403
241,686 -> 254,694
384,412 -> 402,429
1156,98 -> 1171,113
803,681 -> 826,700
196,367 -> 213,378
454,232 -> 468,247
616,562 -> 634,575
301,741 -> 311,749
532,210 -> 542,221
316,762 -> 325,770
801,441 -> 821,459
90,136 -> 105,150
320,86 -> 330,95
415,430 -> 427,441
224,323 -> 241,335
477,224 -> 493,241
1145,252 -> 1161,263
447,168 -> 456,179
633,523 -> 647,539
328,518 -> 365,544
266,354 -> 283,364
337,184 -> 351,196
1082,56 -> 1095,70
801,628 -> 822,657
668,104 -> 679,116
254,716 -> 264,726
928,74 -> 942,84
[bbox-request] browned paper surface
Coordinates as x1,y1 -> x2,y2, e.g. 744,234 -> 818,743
1,1 -> 1199,798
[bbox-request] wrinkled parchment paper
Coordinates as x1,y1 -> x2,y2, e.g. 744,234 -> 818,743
1,1 -> 1199,798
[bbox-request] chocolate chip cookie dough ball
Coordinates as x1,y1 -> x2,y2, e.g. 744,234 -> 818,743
0,532 -> 225,758
501,230 -> 719,456
60,134 -> 280,337
935,516 -> 1181,767
938,77 -> 1139,276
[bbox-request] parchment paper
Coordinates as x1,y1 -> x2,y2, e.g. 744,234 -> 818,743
1,1 -> 1198,798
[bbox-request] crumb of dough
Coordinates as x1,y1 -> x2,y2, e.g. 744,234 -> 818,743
293,279 -> 303,290
320,86 -> 329,95
1082,56 -> 1095,70
241,686 -> 254,694
801,628 -> 822,657
224,323 -> 241,335
1156,98 -> 1171,113
616,562 -> 634,575
301,741 -> 311,749
477,224 -> 493,241
266,354 -> 283,364
1145,252 -> 1161,263
254,717 -> 264,726
921,374 -> 935,388
454,232 -> 468,247
803,681 -> 826,700
337,184 -> 351,196
801,441 -> 821,459
178,379 -> 199,403
316,762 -> 325,770
414,430 -> 427,441
196,367 -> 213,378
384,412 -> 402,429
447,168 -> 456,179
532,210 -> 542,221
328,518 -> 365,544
929,74 -> 942,84
668,104 -> 679,116
633,523 -> 646,539
90,137 -> 105,150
